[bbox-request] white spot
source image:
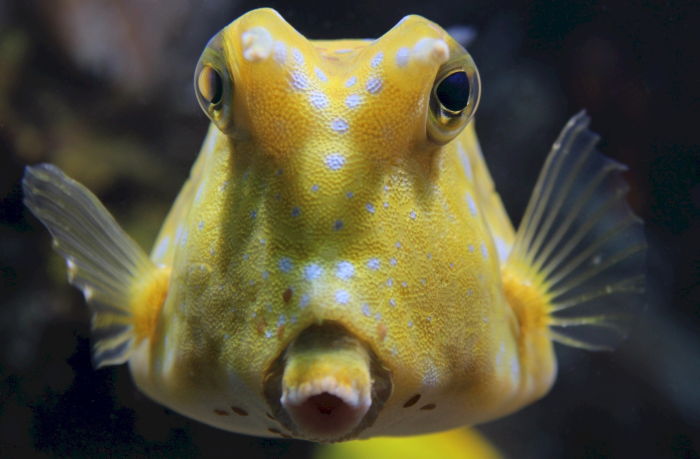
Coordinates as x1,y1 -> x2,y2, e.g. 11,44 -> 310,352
468,244 -> 475,253
292,47 -> 304,65
371,51 -> 384,68
345,76 -> 357,87
194,182 -> 206,203
198,220 -> 205,230
273,41 -> 286,64
375,313 -> 382,321
413,37 -> 449,64
290,71 -> 309,90
241,27 -> 274,61
481,243 -> 489,259
249,210 -> 257,219
242,253 -> 250,260
457,142 -> 473,180
362,304 -> 372,317
389,298 -> 396,307
325,153 -> 346,170
395,241 -> 402,248
300,294 -> 310,308
279,257 -> 293,273
277,315 -> 286,327
395,47 -> 410,67
407,320 -> 413,328
262,270 -> 270,280
386,278 -> 394,287
345,93 -> 363,109
335,48 -> 353,54
304,263 -> 323,280
175,225 -> 188,246
309,91 -> 329,109
409,210 -> 417,220
153,236 -> 170,261
314,67 -> 328,82
334,220 -> 344,230
494,236 -> 511,262
383,202 -> 389,208
422,360 -> 439,386
467,288 -> 473,297
367,258 -> 381,270
510,356 -> 521,382
346,191 -> 355,198
291,207 -> 301,217
365,203 -> 375,214
335,290 -> 351,304
336,261 -> 355,280
331,118 -> 349,133
311,184 -> 320,192
366,77 -> 383,94
401,281 -> 408,287
465,192 -> 478,216
389,258 -> 397,266
264,330 -> 274,339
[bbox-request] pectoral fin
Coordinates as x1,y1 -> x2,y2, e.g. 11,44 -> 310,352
23,164 -> 170,367
503,112 -> 646,351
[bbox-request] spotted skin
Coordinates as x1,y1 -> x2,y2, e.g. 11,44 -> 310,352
128,9 -> 541,440
24,7 -> 645,443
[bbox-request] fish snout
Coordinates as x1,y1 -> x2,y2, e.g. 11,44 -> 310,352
263,322 -> 392,442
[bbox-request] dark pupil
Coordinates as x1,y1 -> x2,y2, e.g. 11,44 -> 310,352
436,71 -> 469,112
200,66 -> 223,105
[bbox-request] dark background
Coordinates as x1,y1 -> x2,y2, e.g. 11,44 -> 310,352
1,0 -> 698,457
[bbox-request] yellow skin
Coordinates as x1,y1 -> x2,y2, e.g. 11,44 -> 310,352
23,7 -> 645,445
129,8 -> 552,439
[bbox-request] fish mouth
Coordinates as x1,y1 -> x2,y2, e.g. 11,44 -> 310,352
263,322 -> 392,442
281,375 -> 372,439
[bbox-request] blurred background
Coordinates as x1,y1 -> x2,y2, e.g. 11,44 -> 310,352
0,0 -> 698,457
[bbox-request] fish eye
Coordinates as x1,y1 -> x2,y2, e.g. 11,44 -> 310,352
194,33 -> 235,135
197,65 -> 223,107
436,71 -> 469,112
427,52 -> 481,145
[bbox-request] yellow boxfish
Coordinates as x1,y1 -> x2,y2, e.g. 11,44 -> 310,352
23,8 -> 645,443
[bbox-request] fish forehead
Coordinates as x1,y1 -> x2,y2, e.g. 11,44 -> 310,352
157,9 -> 507,436
218,9 -> 462,160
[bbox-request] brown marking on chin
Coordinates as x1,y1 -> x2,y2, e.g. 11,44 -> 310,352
403,393 -> 421,408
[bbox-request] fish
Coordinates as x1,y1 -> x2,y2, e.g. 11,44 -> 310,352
22,8 -> 645,443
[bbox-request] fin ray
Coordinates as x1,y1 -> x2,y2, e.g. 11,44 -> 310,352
23,164 -> 158,367
504,112 -> 646,350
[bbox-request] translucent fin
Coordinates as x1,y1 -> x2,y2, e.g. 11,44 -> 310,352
23,164 -> 158,367
506,111 -> 646,350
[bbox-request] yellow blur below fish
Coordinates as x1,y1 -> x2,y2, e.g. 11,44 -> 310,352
23,8 -> 645,443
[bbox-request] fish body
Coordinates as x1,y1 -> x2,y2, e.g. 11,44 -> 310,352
23,8 -> 645,443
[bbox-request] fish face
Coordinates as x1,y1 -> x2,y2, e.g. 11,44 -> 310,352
144,8 -> 513,442
25,6 -> 644,445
